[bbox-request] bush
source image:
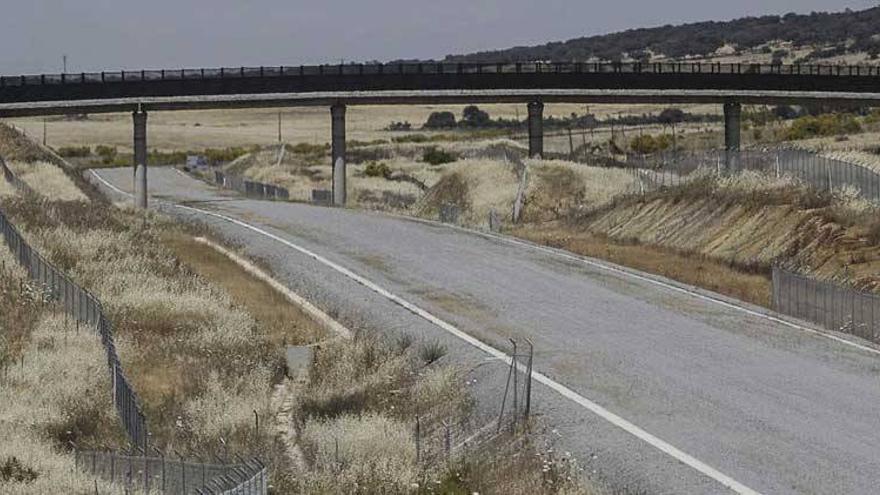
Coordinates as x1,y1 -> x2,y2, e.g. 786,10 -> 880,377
392,134 -> 430,144
629,134 -> 674,154
202,146 -> 254,163
424,111 -> 457,129
56,146 -> 90,158
364,162 -> 391,178
419,340 -> 447,365
386,121 -> 412,131
422,146 -> 456,165
461,105 -> 491,127
0,457 -> 38,483
784,114 -> 862,140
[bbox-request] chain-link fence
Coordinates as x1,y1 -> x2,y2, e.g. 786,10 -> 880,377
1,159 -> 266,494
0,154 -> 34,194
213,171 -> 290,201
73,450 -> 267,495
624,149 -> 880,202
772,266 -> 880,343
0,208 -> 149,450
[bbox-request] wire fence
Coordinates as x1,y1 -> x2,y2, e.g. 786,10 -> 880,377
773,266 -> 880,343
72,450 -> 267,495
0,207 -> 149,451
623,149 -> 880,202
213,171 -> 290,201
0,154 -> 34,194
1,158 -> 267,494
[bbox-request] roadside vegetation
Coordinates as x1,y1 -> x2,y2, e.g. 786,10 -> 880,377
0,197 -> 124,493
1,124 -> 593,494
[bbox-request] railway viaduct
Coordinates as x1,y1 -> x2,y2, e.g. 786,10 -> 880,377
2,61 -> 880,207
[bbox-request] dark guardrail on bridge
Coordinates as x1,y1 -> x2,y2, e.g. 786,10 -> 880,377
3,62 -> 880,104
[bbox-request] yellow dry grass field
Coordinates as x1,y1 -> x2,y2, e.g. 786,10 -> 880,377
5,103 -> 718,152
7,161 -> 88,202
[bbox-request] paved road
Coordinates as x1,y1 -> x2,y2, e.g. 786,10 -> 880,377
94,167 -> 880,495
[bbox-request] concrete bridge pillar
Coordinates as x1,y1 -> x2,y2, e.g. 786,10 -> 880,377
331,103 -> 346,206
724,102 -> 741,152
527,101 -> 544,159
133,109 -> 148,209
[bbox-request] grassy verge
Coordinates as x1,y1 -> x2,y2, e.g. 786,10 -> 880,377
511,224 -> 772,307
159,230 -> 324,347
0,227 -> 125,494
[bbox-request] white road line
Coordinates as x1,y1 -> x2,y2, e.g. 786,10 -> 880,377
88,169 -> 761,494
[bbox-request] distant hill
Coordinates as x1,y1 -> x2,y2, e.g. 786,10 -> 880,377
442,7 -> 880,65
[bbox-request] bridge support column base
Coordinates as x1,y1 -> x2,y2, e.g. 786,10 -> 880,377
331,104 -> 346,206
133,109 -> 148,209
527,101 -> 544,159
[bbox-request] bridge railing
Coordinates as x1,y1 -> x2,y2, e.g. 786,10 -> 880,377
4,61 -> 880,87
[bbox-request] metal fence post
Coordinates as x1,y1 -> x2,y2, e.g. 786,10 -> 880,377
414,417 -> 421,464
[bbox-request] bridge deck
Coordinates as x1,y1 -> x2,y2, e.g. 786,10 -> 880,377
2,62 -> 880,116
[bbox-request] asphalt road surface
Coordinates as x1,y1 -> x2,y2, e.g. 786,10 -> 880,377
92,167 -> 880,495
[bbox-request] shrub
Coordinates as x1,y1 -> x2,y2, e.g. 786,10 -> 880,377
364,161 -> 391,178
418,340 -> 447,365
784,114 -> 862,140
461,105 -> 491,128
0,457 -> 38,483
424,111 -> 457,129
56,146 -> 90,158
392,134 -> 430,144
95,145 -> 116,157
201,146 -> 254,163
290,142 -> 330,155
422,146 -> 456,165
386,121 -> 412,131
629,134 -> 673,154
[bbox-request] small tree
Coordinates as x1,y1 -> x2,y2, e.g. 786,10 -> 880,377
461,105 -> 492,128
423,112 -> 456,129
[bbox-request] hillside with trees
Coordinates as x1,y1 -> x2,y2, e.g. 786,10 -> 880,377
442,7 -> 880,64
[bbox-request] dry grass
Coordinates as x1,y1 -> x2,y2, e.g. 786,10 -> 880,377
513,224 -> 772,307
7,161 -> 88,202
287,332 -> 473,493
0,194 -> 304,472
160,231 -> 323,347
6,104 -> 713,152
0,178 -> 16,198
431,430 -> 593,495
522,160 -> 639,222
822,150 -> 880,174
0,250 -> 125,494
414,159 -> 520,225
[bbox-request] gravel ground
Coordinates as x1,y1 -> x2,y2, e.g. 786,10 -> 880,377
92,166 -> 880,495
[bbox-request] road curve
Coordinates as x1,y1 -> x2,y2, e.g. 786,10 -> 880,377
93,167 -> 880,495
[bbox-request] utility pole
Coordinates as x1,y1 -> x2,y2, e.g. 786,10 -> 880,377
62,55 -> 67,73
277,111 -> 282,143
42,119 -> 47,146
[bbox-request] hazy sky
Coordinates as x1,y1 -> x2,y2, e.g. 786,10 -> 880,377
1,0 -> 876,74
